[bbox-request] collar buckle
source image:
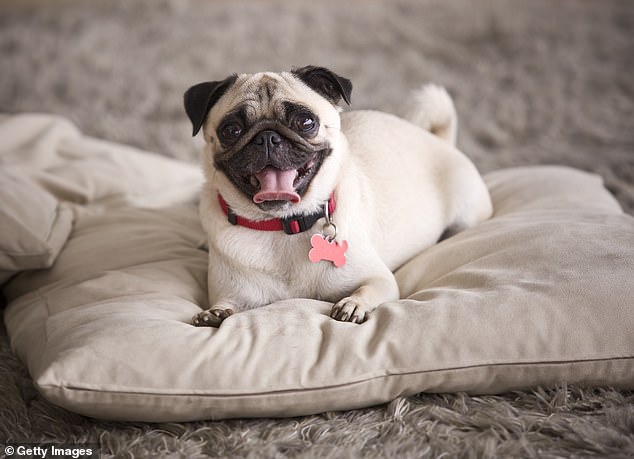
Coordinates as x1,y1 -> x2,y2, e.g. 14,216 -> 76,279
281,213 -> 318,235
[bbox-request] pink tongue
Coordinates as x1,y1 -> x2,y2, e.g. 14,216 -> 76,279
253,166 -> 301,204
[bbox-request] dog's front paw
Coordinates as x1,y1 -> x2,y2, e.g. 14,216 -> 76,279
330,297 -> 371,324
192,308 -> 234,327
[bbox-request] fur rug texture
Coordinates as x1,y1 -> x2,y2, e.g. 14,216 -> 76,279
1,0 -> 633,457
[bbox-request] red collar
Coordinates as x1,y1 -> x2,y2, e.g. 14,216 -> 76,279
217,193 -> 336,235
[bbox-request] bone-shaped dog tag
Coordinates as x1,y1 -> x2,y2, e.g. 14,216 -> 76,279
309,234 -> 348,268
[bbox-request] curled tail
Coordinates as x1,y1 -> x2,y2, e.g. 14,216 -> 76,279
404,84 -> 458,146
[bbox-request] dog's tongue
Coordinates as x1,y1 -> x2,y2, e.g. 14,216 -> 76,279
253,166 -> 301,204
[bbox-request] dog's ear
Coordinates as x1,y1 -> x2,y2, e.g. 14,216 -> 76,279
184,75 -> 238,136
291,66 -> 352,106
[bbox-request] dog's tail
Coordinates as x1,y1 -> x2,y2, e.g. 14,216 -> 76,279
403,84 -> 457,146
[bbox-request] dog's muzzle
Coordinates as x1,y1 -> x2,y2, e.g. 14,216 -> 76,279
215,122 -> 330,206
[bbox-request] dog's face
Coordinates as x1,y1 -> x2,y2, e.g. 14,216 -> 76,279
184,66 -> 352,214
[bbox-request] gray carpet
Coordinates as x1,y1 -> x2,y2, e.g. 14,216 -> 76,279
1,0 -> 633,457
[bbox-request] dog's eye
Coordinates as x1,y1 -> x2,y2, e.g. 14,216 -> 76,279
218,122 -> 243,143
290,112 -> 318,134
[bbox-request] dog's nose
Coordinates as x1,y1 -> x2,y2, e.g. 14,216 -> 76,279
254,130 -> 282,156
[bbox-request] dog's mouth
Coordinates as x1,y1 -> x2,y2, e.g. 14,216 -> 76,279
233,153 -> 324,209
247,158 -> 316,204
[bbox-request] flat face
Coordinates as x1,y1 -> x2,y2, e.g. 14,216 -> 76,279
204,72 -> 341,211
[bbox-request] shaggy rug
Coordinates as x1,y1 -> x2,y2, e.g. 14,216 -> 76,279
1,0 -> 633,457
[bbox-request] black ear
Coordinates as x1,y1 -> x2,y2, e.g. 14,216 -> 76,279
291,66 -> 352,106
183,75 -> 238,136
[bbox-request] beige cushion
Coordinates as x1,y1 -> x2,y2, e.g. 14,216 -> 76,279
0,113 -> 203,282
0,171 -> 73,283
0,115 -> 80,283
3,114 -> 634,422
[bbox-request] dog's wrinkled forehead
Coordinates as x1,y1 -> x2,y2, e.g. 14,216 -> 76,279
219,73 -> 310,122
215,73 -> 320,122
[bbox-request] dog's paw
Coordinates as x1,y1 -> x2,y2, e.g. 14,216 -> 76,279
330,297 -> 370,324
192,308 -> 234,327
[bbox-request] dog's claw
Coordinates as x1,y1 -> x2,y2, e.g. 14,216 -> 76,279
330,299 -> 369,324
192,308 -> 234,328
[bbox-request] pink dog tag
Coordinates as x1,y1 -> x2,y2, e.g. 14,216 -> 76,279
309,234 -> 348,268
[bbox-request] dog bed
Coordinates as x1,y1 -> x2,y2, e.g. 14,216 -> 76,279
2,114 -> 633,422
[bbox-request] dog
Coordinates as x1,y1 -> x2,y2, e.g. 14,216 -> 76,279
184,65 -> 492,327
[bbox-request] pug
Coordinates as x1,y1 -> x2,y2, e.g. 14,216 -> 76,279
184,65 -> 492,327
